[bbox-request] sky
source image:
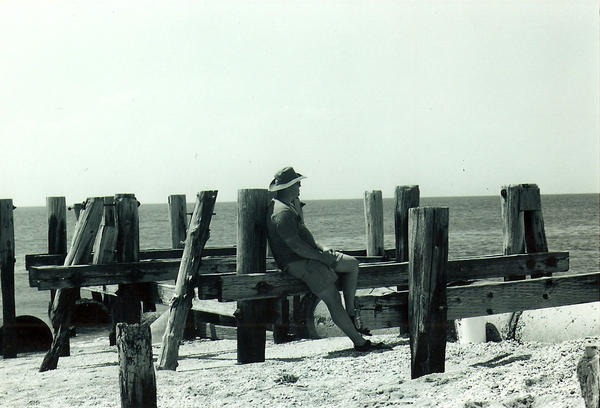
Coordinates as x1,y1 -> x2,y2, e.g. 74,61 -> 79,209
1,0 -> 598,206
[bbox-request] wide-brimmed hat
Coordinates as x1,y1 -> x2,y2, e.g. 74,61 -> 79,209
268,167 -> 306,192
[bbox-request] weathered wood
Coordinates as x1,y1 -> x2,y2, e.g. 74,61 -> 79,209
1,199 -> 17,358
40,197 -> 104,371
577,345 -> 600,408
158,191 -> 217,370
519,184 -> 542,211
355,291 -> 408,331
394,185 -> 419,336
364,190 -> 385,257
501,185 -> 526,266
116,323 -> 157,408
46,197 -> 67,309
446,272 -> 600,320
395,186 -> 420,262
110,194 -> 143,346
168,194 -> 187,249
25,247 -> 389,269
236,189 -> 269,364
72,202 -> 83,220
408,207 -> 449,379
217,252 -> 568,301
91,197 -> 118,303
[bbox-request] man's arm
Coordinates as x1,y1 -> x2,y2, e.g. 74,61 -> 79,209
283,235 -> 337,267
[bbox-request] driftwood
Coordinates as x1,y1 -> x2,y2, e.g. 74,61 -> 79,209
157,191 -> 217,370
116,323 -> 157,408
40,197 -> 104,371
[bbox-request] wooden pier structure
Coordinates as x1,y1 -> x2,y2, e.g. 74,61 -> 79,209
0,183 -> 596,384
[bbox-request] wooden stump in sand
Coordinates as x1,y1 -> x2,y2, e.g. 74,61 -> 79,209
117,323 -> 157,408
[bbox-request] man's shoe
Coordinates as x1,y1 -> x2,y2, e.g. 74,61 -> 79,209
354,340 -> 392,352
351,315 -> 372,336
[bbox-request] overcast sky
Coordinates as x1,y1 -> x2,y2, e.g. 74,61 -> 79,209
1,1 -> 598,206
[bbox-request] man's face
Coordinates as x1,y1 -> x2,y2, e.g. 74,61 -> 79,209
290,181 -> 301,198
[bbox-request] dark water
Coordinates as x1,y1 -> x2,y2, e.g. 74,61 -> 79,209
12,194 -> 599,275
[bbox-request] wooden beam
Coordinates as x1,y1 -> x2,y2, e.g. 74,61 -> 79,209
355,272 -> 600,326
29,251 -> 569,294
446,272 -> 600,320
158,191 -> 217,371
217,252 -> 568,301
40,197 -> 104,371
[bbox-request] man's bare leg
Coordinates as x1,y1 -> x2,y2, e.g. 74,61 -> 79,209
334,254 -> 360,316
316,285 -> 366,347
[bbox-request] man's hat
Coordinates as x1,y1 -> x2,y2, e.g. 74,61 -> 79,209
268,167 -> 306,192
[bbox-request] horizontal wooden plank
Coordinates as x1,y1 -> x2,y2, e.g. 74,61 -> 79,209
217,252 -> 569,301
448,251 -> 568,282
446,272 -> 600,320
29,255 -> 389,289
355,291 -> 408,330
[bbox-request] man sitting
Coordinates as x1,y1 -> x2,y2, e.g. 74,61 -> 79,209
266,166 -> 389,352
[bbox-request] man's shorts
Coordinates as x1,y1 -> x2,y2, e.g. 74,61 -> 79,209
284,252 -> 344,295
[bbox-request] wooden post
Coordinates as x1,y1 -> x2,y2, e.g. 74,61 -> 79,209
364,190 -> 384,257
236,189 -> 269,364
577,345 -> 600,408
110,194 -> 142,346
501,184 -> 549,338
92,197 -> 118,304
408,207 -> 449,379
116,323 -> 157,408
40,197 -> 104,371
168,194 -> 187,249
158,191 -> 217,370
47,197 -> 67,311
394,186 -> 419,336
522,185 -> 549,278
395,186 -> 419,262
0,199 -> 17,358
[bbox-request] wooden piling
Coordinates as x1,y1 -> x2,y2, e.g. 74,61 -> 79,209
158,191 -> 218,370
395,186 -> 420,262
364,190 -> 384,257
47,197 -> 67,310
408,207 -> 449,379
116,323 -> 157,408
1,199 -> 17,358
522,185 -> 549,278
110,194 -> 142,345
577,345 -> 600,408
394,186 -> 419,335
92,197 -> 118,304
40,197 -> 104,371
501,185 -> 526,265
168,194 -> 187,249
236,189 -> 269,364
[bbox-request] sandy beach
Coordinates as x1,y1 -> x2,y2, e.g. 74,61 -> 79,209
0,323 -> 597,408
